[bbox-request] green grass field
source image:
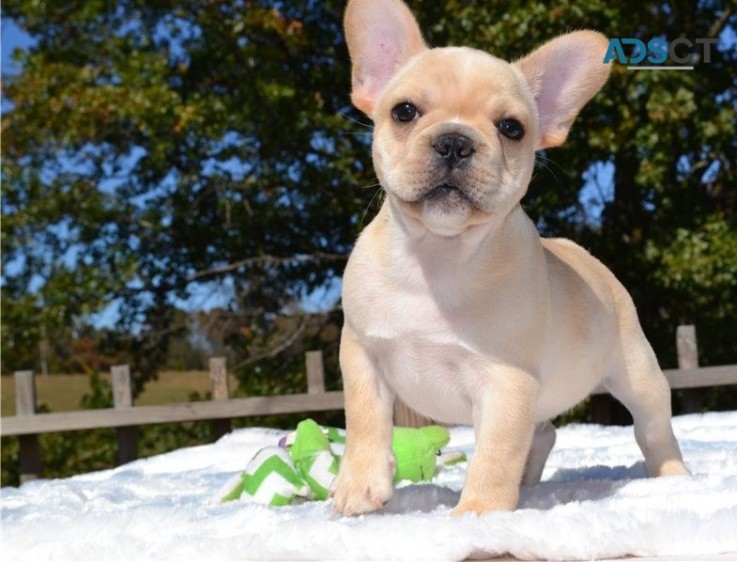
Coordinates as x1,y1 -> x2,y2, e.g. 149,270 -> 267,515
1,371 -> 240,417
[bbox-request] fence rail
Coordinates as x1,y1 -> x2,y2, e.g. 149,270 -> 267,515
2,391 -> 346,436
2,325 -> 736,483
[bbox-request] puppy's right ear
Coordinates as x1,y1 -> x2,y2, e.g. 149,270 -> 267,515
344,0 -> 427,116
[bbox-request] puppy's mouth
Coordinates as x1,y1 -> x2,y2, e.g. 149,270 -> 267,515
392,178 -> 492,234
424,183 -> 466,202
417,182 -> 481,212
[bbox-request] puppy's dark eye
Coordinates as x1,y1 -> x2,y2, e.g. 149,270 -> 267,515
498,118 -> 525,140
392,102 -> 419,123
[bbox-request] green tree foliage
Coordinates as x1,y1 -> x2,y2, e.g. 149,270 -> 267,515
2,1 -> 735,405
2,0 -> 367,385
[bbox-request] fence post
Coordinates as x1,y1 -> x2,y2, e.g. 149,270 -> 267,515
209,357 -> 232,440
589,394 -> 613,425
111,365 -> 138,465
677,325 -> 702,413
305,351 -> 326,395
393,400 -> 434,428
15,370 -> 41,483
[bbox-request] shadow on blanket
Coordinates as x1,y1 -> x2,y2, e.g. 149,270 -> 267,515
378,462 -> 648,514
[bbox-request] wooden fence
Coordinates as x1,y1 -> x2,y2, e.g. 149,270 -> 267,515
2,325 -> 736,483
2,352 -> 343,483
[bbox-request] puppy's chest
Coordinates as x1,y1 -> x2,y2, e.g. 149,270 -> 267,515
364,293 -> 478,422
361,286 -> 460,343
353,282 -> 481,421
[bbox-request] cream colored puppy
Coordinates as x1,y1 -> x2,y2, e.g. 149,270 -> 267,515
332,0 -> 689,516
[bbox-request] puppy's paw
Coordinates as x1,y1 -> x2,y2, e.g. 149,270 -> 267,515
656,459 -> 690,477
451,488 -> 517,516
330,454 -> 395,516
451,499 -> 486,517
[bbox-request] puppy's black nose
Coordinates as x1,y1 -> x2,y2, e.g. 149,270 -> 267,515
433,133 -> 475,168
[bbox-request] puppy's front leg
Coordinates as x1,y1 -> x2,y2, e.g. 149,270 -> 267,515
453,367 -> 538,515
331,325 -> 395,515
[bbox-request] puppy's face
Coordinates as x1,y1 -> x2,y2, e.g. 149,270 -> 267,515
372,48 -> 537,236
345,0 -> 611,238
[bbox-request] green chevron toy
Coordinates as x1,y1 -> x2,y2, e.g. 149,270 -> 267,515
217,418 -> 465,507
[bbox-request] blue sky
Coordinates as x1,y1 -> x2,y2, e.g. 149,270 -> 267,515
2,17 -> 35,114
2,17 -> 34,75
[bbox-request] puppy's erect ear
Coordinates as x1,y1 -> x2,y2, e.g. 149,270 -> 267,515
515,31 -> 611,149
344,0 -> 427,116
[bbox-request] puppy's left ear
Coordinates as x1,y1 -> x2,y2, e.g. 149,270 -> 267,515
515,31 -> 611,149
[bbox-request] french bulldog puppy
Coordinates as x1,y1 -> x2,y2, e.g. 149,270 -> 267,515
332,0 -> 689,516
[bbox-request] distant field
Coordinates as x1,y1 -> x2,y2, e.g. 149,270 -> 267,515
1,371 -> 239,417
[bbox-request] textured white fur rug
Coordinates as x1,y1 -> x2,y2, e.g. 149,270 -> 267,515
2,411 -> 737,561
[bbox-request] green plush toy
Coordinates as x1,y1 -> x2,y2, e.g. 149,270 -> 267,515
392,425 -> 452,482
217,418 -> 465,507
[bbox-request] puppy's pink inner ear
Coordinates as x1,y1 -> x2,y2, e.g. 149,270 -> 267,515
351,36 -> 409,114
344,0 -> 427,116
529,63 -> 587,148
515,31 -> 611,149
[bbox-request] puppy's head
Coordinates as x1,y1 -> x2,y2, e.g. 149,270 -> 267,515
345,0 -> 611,237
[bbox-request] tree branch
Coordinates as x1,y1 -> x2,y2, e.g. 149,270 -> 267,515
231,313 -> 310,370
708,6 -> 732,39
188,252 -> 347,281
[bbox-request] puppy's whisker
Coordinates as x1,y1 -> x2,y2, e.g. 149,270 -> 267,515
340,112 -> 374,130
358,179 -> 385,228
534,155 -> 569,187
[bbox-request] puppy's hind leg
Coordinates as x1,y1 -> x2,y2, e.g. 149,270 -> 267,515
606,313 -> 689,477
522,421 -> 556,486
